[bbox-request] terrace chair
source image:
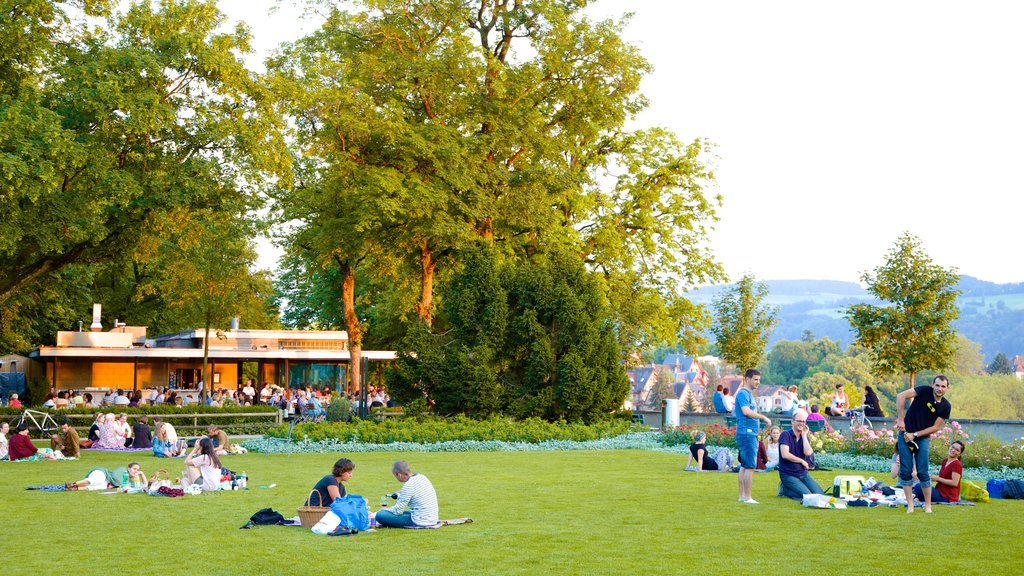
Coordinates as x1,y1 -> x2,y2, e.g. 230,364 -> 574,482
778,418 -> 793,432
806,419 -> 826,433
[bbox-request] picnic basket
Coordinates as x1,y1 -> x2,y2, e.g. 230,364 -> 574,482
297,490 -> 329,528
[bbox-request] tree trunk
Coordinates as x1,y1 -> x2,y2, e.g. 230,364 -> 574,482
416,240 -> 436,326
341,260 -> 362,396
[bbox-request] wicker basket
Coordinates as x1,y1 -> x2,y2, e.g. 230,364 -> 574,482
297,490 -> 330,529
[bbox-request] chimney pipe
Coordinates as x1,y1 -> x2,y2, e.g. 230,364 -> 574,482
230,317 -> 240,331
90,304 -> 102,332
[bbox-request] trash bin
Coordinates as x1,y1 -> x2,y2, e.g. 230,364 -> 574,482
662,398 -> 679,428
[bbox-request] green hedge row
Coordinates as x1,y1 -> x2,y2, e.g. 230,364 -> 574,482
2,405 -> 280,436
267,415 -> 640,444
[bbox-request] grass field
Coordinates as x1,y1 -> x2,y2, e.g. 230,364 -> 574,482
5,448 -> 1021,576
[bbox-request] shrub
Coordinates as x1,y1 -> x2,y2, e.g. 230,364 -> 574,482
266,415 -> 639,444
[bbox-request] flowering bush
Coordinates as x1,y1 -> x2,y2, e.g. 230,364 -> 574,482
848,425 -> 897,457
659,423 -> 736,448
808,428 -> 847,454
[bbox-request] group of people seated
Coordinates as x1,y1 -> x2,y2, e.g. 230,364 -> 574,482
80,413 -> 153,450
305,458 -> 438,528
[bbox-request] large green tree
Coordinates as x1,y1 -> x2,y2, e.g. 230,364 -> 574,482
0,0 -> 285,352
844,232 -> 961,386
270,0 -> 724,368
710,274 -> 778,373
387,246 -> 630,421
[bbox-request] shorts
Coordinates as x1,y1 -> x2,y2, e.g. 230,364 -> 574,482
737,434 -> 757,469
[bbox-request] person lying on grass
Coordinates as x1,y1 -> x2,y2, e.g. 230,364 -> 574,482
66,462 -> 142,491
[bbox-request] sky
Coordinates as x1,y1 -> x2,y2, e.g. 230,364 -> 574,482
218,0 -> 1024,285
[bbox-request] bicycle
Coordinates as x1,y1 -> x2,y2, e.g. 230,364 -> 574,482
846,405 -> 872,429
16,409 -> 61,438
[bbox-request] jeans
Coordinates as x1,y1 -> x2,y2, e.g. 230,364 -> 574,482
913,483 -> 950,503
779,472 -> 825,499
896,433 -> 931,488
737,435 -> 757,469
375,510 -> 416,528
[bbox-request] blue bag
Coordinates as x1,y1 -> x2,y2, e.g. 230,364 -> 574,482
987,479 -> 1005,499
328,495 -> 370,534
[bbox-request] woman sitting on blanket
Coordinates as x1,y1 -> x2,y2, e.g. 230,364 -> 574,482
185,437 -> 222,491
9,424 -> 58,461
152,423 -> 180,458
92,413 -> 122,449
305,458 -> 354,508
685,431 -> 734,472
66,462 -> 142,491
914,440 -> 964,504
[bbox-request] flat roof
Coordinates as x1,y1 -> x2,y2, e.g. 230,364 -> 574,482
30,347 -> 396,361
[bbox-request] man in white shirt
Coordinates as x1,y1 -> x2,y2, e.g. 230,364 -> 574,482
113,390 -> 130,406
242,381 -> 256,404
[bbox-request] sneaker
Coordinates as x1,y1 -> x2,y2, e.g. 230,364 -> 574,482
741,498 -> 759,504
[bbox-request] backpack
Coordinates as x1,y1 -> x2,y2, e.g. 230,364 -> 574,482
1001,479 -> 1024,499
329,495 -> 370,534
250,508 -> 286,525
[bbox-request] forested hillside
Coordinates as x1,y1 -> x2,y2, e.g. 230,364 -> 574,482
688,277 -> 1024,361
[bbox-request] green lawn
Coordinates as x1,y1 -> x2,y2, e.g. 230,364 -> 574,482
5,449 -> 1020,575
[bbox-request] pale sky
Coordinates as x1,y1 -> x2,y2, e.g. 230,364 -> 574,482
220,0 -> 1024,285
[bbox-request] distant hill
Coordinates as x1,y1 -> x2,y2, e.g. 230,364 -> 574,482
689,276 -> 1024,361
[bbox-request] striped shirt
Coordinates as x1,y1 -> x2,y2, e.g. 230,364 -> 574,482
388,473 -> 438,526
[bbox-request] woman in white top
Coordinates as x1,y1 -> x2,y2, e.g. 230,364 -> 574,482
185,437 -> 222,491
722,388 -> 735,412
0,422 -> 9,460
764,426 -> 781,471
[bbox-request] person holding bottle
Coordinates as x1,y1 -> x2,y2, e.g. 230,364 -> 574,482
373,460 -> 438,528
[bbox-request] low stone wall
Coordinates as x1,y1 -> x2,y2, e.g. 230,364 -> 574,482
635,410 -> 1024,443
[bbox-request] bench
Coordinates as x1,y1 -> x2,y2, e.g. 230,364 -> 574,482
724,416 -> 737,428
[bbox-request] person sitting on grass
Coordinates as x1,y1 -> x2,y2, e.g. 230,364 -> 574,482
152,423 -> 182,457
9,423 -> 58,461
777,410 -> 825,500
0,422 -> 9,460
305,458 -> 354,507
185,437 -> 222,491
207,424 -> 231,456
66,462 -> 136,491
685,431 -> 734,472
91,413 -> 122,449
50,418 -> 81,458
131,416 -> 152,449
913,441 -> 964,504
373,460 -> 439,528
757,426 -> 782,472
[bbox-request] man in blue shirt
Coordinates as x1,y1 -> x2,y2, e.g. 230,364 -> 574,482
734,368 -> 772,504
712,385 -> 727,413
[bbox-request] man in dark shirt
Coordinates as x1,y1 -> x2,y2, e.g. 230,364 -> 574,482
894,375 -> 952,514
777,410 -> 825,499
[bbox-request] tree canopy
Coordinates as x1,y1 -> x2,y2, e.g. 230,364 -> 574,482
1,0 -> 285,351
710,274 -> 778,373
845,232 -> 961,386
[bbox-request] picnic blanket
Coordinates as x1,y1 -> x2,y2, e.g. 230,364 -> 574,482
397,518 -> 474,529
83,447 -> 149,452
26,484 -> 67,492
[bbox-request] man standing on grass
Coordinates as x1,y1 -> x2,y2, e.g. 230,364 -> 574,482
894,375 -> 951,514
735,368 -> 772,504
